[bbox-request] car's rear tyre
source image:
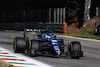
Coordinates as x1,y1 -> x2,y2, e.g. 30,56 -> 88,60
68,41 -> 81,59
28,40 -> 39,57
13,37 -> 26,53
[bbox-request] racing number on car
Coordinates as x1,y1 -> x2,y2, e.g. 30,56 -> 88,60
52,40 -> 61,54
54,46 -> 60,50
52,40 -> 57,42
52,40 -> 57,45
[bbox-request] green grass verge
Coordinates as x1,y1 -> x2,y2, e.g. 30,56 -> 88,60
0,59 -> 15,67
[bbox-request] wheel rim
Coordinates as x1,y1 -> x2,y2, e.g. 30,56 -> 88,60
28,41 -> 31,55
25,49 -> 28,54
14,39 -> 16,52
70,43 -> 73,52
28,50 -> 31,56
31,50 -> 35,55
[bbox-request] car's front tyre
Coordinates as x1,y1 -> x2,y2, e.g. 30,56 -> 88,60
13,37 -> 26,53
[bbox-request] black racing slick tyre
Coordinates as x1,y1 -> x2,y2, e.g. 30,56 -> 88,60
28,40 -> 39,57
68,41 -> 81,59
13,37 -> 26,53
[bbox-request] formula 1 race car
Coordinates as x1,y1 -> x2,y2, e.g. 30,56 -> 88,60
13,29 -> 83,59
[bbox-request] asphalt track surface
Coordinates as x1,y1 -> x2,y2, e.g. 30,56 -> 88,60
0,31 -> 100,67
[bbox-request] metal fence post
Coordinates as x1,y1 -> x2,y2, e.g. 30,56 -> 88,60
49,8 -> 51,23
57,8 -> 59,23
23,11 -> 25,22
39,9 -> 41,22
96,7 -> 99,28
84,0 -> 91,23
60,8 -> 62,23
63,8 -> 65,23
54,8 -> 56,23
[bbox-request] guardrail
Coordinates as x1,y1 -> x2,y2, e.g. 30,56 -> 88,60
0,22 -> 63,33
45,23 -> 63,33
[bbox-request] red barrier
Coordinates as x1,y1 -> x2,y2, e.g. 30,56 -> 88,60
63,23 -> 67,34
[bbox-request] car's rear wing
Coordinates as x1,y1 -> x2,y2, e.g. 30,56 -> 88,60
24,29 -> 38,38
24,29 -> 41,32
23,28 -> 47,39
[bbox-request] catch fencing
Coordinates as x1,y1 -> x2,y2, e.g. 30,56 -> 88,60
0,22 -> 63,33
0,8 -> 65,33
96,7 -> 100,33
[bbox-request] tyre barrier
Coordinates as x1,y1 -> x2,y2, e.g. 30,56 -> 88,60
63,23 -> 67,34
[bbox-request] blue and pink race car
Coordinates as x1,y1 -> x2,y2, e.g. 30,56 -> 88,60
13,29 -> 83,59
